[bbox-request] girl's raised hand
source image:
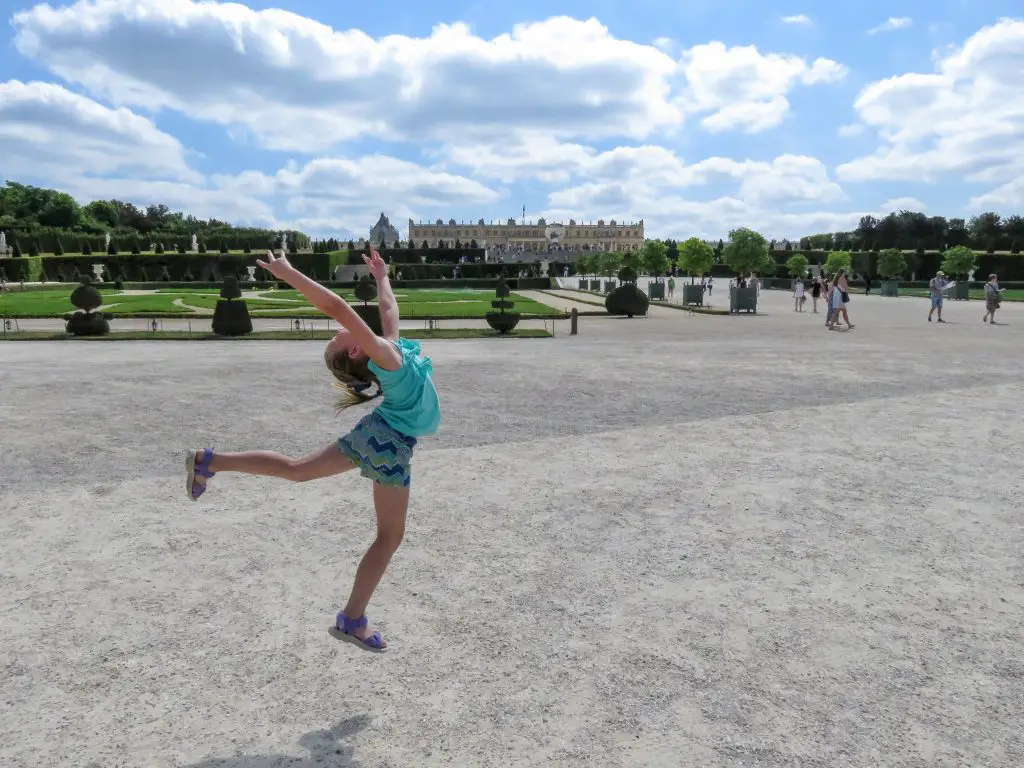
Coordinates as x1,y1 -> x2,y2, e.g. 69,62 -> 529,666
363,246 -> 388,281
256,249 -> 294,279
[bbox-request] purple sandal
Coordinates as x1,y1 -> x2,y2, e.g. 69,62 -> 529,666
329,613 -> 387,653
185,448 -> 216,501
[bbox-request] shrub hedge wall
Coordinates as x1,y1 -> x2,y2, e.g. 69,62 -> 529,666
0,252 -> 540,284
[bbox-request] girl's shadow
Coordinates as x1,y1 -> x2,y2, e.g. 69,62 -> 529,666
186,715 -> 370,768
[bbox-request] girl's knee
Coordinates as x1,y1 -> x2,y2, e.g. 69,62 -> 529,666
376,528 -> 404,552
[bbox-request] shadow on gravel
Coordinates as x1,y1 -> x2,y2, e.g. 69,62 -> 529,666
185,716 -> 370,767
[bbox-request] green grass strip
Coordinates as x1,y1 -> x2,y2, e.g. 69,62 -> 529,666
0,328 -> 552,342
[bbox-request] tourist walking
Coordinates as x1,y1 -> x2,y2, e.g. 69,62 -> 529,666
827,269 -> 854,330
793,277 -> 805,311
928,270 -> 949,323
185,246 -> 441,653
811,275 -> 822,313
983,274 -> 1004,325
668,276 -> 676,299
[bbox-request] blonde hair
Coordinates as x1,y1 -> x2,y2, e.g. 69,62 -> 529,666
325,350 -> 382,412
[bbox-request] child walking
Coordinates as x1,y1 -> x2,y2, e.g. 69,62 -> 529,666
184,246 -> 441,653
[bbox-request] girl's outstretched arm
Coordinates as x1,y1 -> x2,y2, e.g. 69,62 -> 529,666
257,250 -> 400,368
364,246 -> 399,340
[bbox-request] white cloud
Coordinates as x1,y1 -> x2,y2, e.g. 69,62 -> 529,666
653,37 -> 673,52
969,178 -> 1024,210
837,124 -> 864,138
837,18 -> 1024,207
677,42 -> 847,133
879,197 -> 928,213
781,15 -> 812,26
11,0 -> 846,150
0,79 -> 501,238
0,80 -> 200,184
868,17 -> 913,35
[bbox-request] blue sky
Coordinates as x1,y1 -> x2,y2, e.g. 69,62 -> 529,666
1,0 -> 1022,240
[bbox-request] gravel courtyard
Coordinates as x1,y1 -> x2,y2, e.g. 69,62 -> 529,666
1,290 -> 1022,767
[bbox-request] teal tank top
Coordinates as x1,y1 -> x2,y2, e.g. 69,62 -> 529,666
368,338 -> 441,438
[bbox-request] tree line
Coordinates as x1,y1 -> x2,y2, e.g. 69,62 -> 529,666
0,181 -> 308,248
798,211 -> 1024,253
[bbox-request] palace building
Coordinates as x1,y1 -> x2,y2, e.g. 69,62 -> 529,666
407,217 -> 644,253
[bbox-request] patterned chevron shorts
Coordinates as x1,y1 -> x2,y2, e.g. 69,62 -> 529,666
337,411 -> 418,488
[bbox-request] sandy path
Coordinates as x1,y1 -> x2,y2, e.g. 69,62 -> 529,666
1,289 -> 1021,767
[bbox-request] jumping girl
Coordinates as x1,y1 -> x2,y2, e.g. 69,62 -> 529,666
184,246 -> 441,653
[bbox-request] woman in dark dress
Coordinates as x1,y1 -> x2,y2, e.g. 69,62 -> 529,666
811,276 -> 822,313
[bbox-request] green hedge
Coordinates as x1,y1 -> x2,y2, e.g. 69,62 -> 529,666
0,252 -> 544,284
0,276 -> 552,292
765,249 -> 1024,281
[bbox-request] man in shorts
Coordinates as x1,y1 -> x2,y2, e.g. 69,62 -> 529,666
928,270 -> 948,323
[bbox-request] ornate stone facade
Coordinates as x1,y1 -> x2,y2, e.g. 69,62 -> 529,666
369,213 -> 400,246
407,217 -> 644,253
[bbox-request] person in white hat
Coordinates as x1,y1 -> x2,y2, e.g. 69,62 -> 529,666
928,270 -> 949,323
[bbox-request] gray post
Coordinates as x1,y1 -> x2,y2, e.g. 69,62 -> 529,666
570,308 -> 578,335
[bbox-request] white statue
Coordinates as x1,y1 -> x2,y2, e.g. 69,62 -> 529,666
104,232 -> 111,250
280,232 -> 287,252
0,231 -> 6,254
191,233 -> 198,252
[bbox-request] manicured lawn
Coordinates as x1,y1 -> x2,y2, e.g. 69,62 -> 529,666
0,287 -> 564,318
0,290 -> 192,316
0,328 -> 553,341
251,288 -> 561,317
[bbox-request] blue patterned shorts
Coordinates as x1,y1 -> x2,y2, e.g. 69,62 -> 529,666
337,411 -> 417,488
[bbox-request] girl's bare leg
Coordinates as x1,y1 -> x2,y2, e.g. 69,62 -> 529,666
341,482 -> 409,645
193,443 -> 354,492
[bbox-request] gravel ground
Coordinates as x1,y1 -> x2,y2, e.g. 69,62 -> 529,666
1,290 -> 1022,767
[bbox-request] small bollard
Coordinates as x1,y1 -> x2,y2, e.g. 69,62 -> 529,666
570,307 -> 578,335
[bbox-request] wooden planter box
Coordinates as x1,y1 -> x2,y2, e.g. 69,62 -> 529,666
578,279 -> 587,289
729,286 -> 758,314
880,280 -> 899,297
603,281 -> 617,293
648,281 -> 666,300
682,284 -> 704,306
589,280 -> 601,291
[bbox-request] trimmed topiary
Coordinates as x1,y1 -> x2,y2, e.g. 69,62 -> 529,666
606,283 -> 650,318
485,277 -> 521,333
211,275 -> 252,336
66,276 -> 110,336
352,273 -> 382,334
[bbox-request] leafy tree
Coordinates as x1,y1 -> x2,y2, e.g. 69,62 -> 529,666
877,248 -> 907,280
824,251 -> 852,274
454,239 -> 462,249
621,250 -> 642,273
421,240 -> 429,250
53,238 -> 64,256
107,239 -> 118,256
81,241 -> 91,255
940,245 -> 977,280
597,251 -> 622,278
723,228 -> 771,277
641,240 -> 670,280
785,253 -> 809,277
28,240 -> 40,256
469,239 -> 479,249
10,240 -> 21,258
677,237 -> 714,283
